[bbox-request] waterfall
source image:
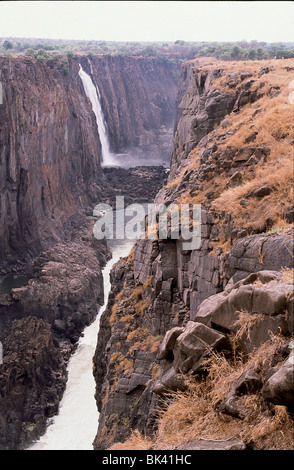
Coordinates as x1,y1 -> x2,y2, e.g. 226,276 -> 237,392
78,64 -> 117,167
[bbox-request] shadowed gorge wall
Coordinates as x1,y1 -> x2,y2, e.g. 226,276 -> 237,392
0,56 -> 106,269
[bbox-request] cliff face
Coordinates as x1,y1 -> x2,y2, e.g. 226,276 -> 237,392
0,56 -> 107,270
80,55 -> 179,161
93,58 -> 294,450
0,316 -> 67,450
169,59 -> 266,178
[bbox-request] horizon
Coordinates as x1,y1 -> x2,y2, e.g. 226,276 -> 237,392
0,1 -> 293,43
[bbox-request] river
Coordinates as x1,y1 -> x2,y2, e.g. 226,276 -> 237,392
28,238 -> 134,450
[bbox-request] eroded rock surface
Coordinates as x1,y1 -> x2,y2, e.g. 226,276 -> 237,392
0,317 -> 67,450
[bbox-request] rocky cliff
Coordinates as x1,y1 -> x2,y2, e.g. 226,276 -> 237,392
0,54 -> 178,271
0,55 -> 108,271
0,316 -> 67,450
93,58 -> 294,450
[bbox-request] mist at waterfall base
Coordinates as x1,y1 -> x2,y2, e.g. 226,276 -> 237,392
78,65 -> 170,169
29,239 -> 134,451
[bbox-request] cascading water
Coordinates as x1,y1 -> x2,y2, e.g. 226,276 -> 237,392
78,64 -> 118,167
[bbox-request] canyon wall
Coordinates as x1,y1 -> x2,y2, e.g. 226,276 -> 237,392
80,55 -> 179,161
93,58 -> 294,450
0,54 -> 178,270
0,56 -> 107,271
0,53 -> 178,449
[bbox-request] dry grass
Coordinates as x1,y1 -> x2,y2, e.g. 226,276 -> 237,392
280,267 -> 294,284
109,430 -> 153,450
130,284 -> 144,302
212,154 -> 294,232
109,302 -> 118,325
152,335 -> 293,450
211,61 -> 294,232
233,309 -> 266,342
166,58 -> 294,236
111,333 -> 293,450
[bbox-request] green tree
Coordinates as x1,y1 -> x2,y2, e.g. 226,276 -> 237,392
231,46 -> 241,59
25,48 -> 34,56
248,48 -> 257,60
3,40 -> 13,50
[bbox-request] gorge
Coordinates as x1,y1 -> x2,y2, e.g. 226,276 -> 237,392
0,50 -> 293,452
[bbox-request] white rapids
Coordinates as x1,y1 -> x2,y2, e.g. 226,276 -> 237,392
28,241 -> 134,450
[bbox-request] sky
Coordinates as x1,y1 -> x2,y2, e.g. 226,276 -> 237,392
0,1 -> 293,44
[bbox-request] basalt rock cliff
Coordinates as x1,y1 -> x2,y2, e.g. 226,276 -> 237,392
93,58 -> 294,451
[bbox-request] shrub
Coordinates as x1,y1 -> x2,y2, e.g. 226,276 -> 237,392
25,48 -> 34,56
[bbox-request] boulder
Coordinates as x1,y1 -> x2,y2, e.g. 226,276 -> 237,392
262,357 -> 294,407
192,270 -> 292,352
219,369 -> 262,419
179,437 -> 246,450
154,322 -> 227,394
250,185 -> 272,198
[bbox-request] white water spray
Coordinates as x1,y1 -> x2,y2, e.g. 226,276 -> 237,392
79,64 -> 117,167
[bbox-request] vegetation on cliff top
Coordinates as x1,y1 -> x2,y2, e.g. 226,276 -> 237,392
1,37 -> 294,63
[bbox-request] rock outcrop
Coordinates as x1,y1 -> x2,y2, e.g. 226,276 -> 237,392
102,166 -> 168,206
0,238 -> 106,345
169,60 -> 266,178
153,270 -> 293,395
0,317 -> 67,450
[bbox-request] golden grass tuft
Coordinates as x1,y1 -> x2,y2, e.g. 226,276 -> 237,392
109,430 -> 153,450
280,267 -> 294,284
232,309 -> 266,342
151,335 -> 293,450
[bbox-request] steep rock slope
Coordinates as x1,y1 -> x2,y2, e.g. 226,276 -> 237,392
93,58 -> 294,450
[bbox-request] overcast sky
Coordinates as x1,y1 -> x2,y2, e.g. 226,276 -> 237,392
0,1 -> 293,43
